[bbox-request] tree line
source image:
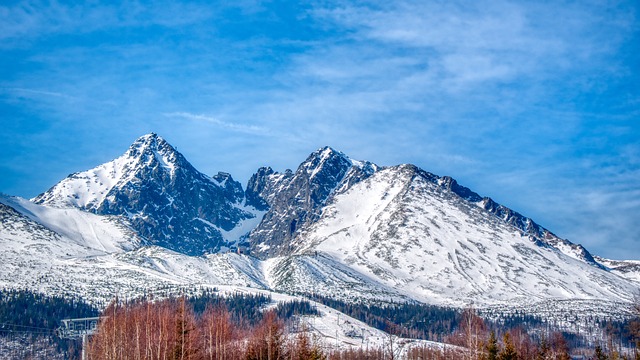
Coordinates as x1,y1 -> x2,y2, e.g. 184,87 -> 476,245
87,295 -> 325,360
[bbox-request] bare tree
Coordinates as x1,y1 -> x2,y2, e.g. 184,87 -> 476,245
459,306 -> 487,360
246,310 -> 286,360
510,327 -> 537,360
201,303 -> 235,360
548,332 -> 570,360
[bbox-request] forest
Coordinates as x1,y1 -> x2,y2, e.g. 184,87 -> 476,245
0,288 -> 638,359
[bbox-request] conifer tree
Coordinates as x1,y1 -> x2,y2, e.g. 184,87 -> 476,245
486,330 -> 499,360
173,296 -> 198,360
536,336 -> 549,360
595,345 -> 608,360
499,332 -> 518,360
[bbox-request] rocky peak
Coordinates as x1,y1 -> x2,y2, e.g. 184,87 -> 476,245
34,133 -> 256,256
247,147 -> 379,258
212,172 -> 245,201
245,167 -> 277,211
437,176 -> 483,202
125,133 -> 190,174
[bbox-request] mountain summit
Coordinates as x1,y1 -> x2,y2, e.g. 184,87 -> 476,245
34,133 -> 258,255
246,146 -> 379,257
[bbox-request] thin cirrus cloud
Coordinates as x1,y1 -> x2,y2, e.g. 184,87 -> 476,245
5,87 -> 79,101
307,1 -> 628,94
163,112 -> 270,135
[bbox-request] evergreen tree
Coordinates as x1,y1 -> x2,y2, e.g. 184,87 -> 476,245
173,297 -> 197,360
486,330 -> 499,360
595,345 -> 608,360
536,336 -> 549,360
499,332 -> 518,360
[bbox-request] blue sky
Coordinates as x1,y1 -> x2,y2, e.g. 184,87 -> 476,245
1,0 -> 639,260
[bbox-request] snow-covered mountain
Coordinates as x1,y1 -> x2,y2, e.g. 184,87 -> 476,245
33,133 -> 262,255
0,194 -> 269,303
284,164 -> 637,307
1,133 -> 639,323
246,146 -> 378,257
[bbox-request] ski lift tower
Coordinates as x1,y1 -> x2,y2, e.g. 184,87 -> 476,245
56,317 -> 100,360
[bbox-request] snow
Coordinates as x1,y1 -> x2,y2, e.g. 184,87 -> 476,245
32,138 -> 144,209
0,198 -> 452,352
1,195 -> 138,254
221,205 -> 266,243
205,285 -> 452,354
291,166 -> 637,310
594,256 -> 640,283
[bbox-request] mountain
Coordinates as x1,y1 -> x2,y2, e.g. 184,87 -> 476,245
277,164 -> 637,308
33,133 -> 262,255
1,134 -> 638,325
246,146 -> 378,257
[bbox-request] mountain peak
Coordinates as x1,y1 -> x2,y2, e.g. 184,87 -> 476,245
130,132 -> 163,150
126,133 -> 181,168
307,146 -> 349,162
33,133 -> 256,255
299,146 -> 357,183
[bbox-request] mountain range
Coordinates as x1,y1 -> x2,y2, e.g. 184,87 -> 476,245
1,133 -> 638,322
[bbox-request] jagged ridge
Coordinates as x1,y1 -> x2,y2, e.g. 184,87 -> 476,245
33,133 -> 258,255
246,146 -> 378,258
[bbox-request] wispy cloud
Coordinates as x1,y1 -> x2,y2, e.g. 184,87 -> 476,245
3,87 -> 79,101
307,1 -> 632,94
163,112 -> 270,135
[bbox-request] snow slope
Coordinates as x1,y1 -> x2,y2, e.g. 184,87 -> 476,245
594,256 -> 640,284
247,146 -> 379,258
0,195 -> 266,303
291,165 -> 637,308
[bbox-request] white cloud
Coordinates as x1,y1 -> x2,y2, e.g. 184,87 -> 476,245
4,87 -> 79,101
163,112 -> 269,135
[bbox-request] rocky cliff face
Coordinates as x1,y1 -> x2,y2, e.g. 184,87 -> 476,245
34,133 -> 257,255
246,147 -> 378,258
